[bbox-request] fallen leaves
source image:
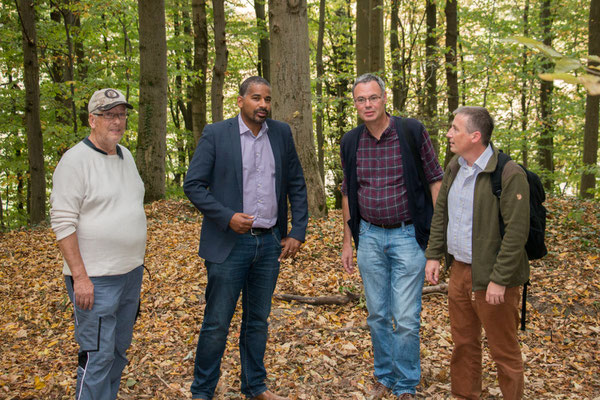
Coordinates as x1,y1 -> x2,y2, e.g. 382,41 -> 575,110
0,196 -> 599,399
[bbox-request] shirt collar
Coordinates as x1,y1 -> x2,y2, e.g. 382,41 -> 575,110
238,114 -> 268,137
458,144 -> 493,171
83,136 -> 123,159
363,112 -> 393,140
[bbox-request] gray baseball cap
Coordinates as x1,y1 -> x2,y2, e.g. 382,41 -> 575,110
88,88 -> 133,113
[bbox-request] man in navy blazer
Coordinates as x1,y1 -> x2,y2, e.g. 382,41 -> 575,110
184,76 -> 308,400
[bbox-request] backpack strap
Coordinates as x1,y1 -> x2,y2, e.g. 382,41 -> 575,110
393,116 -> 432,202
490,149 -> 529,331
520,280 -> 530,331
491,150 -> 511,199
491,150 -> 511,237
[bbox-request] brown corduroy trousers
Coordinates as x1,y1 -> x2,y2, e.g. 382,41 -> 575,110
448,260 -> 524,400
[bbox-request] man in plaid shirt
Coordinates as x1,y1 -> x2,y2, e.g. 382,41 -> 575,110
340,74 -> 443,400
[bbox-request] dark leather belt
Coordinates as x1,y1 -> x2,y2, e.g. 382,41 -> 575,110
249,227 -> 274,236
370,220 -> 412,229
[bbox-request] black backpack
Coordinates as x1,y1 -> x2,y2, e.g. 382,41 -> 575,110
490,150 -> 548,330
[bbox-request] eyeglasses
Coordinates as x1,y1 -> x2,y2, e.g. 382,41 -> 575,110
93,112 -> 128,120
354,95 -> 382,105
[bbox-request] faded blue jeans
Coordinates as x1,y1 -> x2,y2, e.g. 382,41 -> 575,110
357,220 -> 426,396
191,229 -> 281,399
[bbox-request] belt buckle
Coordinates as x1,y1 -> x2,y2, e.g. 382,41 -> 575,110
250,227 -> 264,236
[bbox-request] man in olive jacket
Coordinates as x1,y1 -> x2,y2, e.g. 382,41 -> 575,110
425,106 -> 529,400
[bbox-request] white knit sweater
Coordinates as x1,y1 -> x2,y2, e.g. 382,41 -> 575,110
50,141 -> 147,276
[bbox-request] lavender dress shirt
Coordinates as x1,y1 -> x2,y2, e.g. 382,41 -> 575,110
238,114 -> 277,228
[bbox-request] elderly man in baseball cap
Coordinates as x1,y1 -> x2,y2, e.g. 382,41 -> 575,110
50,88 -> 147,400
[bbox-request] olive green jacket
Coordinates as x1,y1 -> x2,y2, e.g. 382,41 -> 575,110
425,145 -> 530,291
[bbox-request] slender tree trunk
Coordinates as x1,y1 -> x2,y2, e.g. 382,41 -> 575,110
172,2 -> 189,186
191,0 -> 208,147
391,0 -> 401,114
211,0 -> 227,123
0,185 -> 4,230
119,16 -> 133,111
18,0 -> 46,225
425,0 -> 438,151
356,0 -> 384,75
520,0 -> 530,168
269,0 -> 327,217
369,0 -> 384,74
444,0 -> 458,167
315,0 -> 325,181
581,0 -> 600,198
356,0 -> 370,76
255,0 -> 270,82
59,2 -> 79,134
137,0 -> 168,202
539,0 -> 554,192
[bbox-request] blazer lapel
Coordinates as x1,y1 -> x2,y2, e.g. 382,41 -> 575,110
229,118 -> 244,197
266,121 -> 282,203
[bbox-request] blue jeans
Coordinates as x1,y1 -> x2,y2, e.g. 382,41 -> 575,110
191,229 -> 281,399
356,220 -> 426,395
65,265 -> 143,400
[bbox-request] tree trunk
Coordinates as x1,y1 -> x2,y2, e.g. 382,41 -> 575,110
356,0 -> 370,76
255,0 -> 270,82
580,0 -> 600,198
191,0 -> 208,147
369,0 -> 384,74
269,0 -> 327,218
315,0 -> 325,181
425,0 -> 438,152
539,0 -> 554,192
444,0 -> 458,167
137,0 -> 168,202
18,0 -> 46,225
520,0 -> 530,168
211,0 -> 228,123
390,0 -> 401,114
356,0 -> 384,76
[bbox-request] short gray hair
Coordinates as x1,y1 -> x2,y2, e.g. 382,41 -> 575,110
352,73 -> 385,97
453,106 -> 494,146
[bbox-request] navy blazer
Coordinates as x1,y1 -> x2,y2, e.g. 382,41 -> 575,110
184,116 -> 309,263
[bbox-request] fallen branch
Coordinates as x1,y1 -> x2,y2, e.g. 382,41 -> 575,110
422,283 -> 448,295
274,283 -> 448,305
274,292 -> 360,305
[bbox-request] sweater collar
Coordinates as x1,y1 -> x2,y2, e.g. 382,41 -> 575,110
83,136 -> 123,159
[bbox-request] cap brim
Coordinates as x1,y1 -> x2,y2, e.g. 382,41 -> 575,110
97,101 -> 134,111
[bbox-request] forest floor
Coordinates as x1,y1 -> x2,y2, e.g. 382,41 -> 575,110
1,196 -> 599,399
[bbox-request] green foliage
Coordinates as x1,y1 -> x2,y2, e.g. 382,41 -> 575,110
0,0 -> 596,228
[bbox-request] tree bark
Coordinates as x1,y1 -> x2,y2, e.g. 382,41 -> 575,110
269,0 -> 327,218
520,0 -> 530,168
369,0 -> 384,74
137,0 -> 168,202
444,0 -> 458,167
18,0 -> 46,225
356,0 -> 370,76
255,0 -> 270,82
315,0 -> 325,181
356,0 -> 384,76
425,0 -> 438,152
191,0 -> 208,147
580,0 -> 600,198
539,0 -> 554,192
390,0 -> 401,114
211,0 -> 228,123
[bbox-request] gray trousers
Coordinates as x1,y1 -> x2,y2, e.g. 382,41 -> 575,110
65,265 -> 143,400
